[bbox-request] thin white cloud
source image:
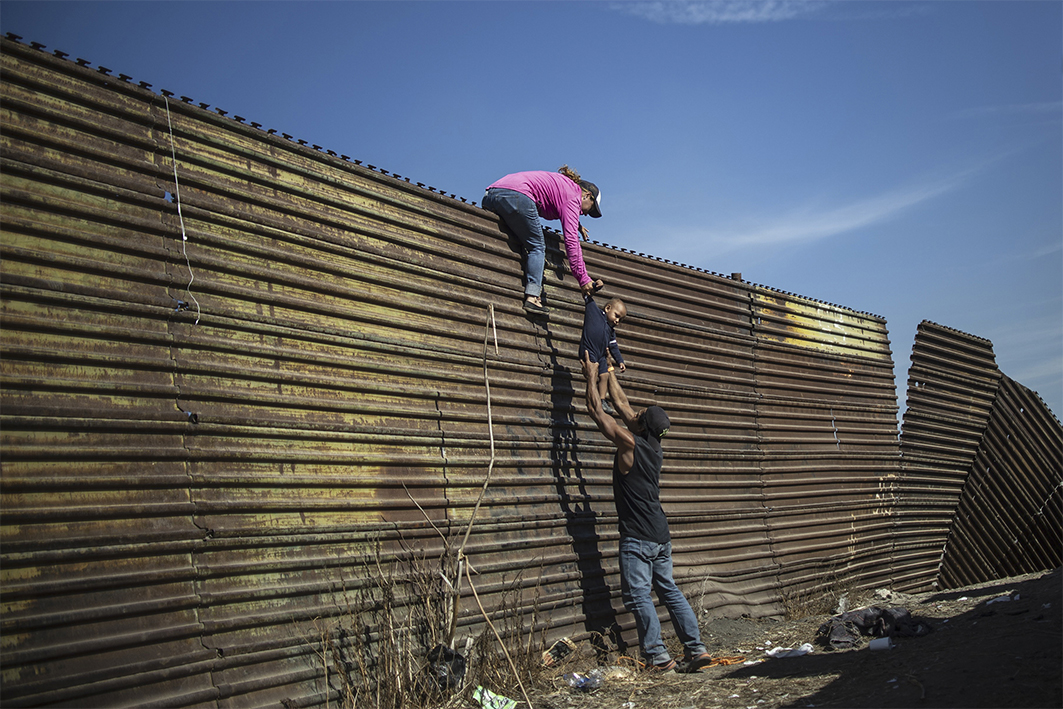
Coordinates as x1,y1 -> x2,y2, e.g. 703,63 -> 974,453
1033,242 -> 1063,259
991,321 -> 1063,400
1010,356 -> 1063,392
994,240 -> 1063,263
611,0 -> 827,25
983,311 -> 1063,353
948,101 -> 1063,121
824,2 -> 934,21
688,169 -> 973,252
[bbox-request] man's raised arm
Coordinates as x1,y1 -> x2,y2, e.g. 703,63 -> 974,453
581,352 -> 635,472
606,365 -> 640,432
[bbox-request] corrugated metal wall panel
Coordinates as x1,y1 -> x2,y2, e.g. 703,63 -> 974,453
892,322 -> 1001,591
1,36 -> 1053,707
895,321 -> 1062,593
0,37 -> 898,705
937,376 -> 1063,587
751,297 -> 901,601
1,46 -> 218,705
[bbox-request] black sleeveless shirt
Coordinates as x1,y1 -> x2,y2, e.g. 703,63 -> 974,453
612,434 -> 671,544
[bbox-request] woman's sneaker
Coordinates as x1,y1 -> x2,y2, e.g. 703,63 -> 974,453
522,298 -> 549,316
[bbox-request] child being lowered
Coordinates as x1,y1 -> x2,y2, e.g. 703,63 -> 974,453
579,295 -> 627,415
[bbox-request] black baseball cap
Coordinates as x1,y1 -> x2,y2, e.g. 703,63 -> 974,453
640,406 -> 670,439
580,180 -> 602,218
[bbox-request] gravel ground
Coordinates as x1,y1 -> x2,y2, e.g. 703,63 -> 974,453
487,567 -> 1061,709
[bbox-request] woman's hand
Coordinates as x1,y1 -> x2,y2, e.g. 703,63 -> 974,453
580,279 -> 605,296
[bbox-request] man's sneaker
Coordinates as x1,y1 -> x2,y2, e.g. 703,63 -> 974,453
649,658 -> 677,673
679,652 -> 714,673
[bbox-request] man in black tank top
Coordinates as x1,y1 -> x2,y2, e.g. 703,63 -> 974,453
581,352 -> 714,673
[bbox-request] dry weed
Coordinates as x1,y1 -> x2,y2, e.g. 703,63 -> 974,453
781,565 -> 858,621
294,541 -> 553,708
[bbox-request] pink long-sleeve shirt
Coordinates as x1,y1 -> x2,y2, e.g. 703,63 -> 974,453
487,171 -> 592,287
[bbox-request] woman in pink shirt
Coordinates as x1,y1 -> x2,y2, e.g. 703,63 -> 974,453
483,165 -> 604,316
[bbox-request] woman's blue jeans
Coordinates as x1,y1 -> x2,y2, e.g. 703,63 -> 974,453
619,537 -> 707,664
481,188 -> 545,297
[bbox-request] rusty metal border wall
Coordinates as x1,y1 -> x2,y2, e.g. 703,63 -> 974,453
1,36 -> 1054,708
896,321 -> 1062,591
939,376 -> 1063,587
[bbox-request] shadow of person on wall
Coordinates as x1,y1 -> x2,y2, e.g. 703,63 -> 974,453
537,319 -> 621,654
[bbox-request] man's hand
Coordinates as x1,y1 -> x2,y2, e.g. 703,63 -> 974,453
606,363 -> 638,428
583,352 -> 636,472
581,350 -> 599,385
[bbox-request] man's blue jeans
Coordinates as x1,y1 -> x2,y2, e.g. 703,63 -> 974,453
481,188 -> 545,298
619,537 -> 707,665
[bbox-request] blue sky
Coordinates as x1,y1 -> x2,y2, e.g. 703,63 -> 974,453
3,1 -> 1061,418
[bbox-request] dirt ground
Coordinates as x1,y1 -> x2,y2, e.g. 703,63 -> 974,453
499,567 -> 1061,709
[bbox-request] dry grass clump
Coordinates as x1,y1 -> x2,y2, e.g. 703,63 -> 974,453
294,540 -> 551,709
780,566 -> 859,621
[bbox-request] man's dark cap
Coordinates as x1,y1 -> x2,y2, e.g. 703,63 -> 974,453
640,406 -> 670,440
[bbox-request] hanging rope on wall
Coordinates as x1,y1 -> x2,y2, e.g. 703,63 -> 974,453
163,95 -> 201,325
